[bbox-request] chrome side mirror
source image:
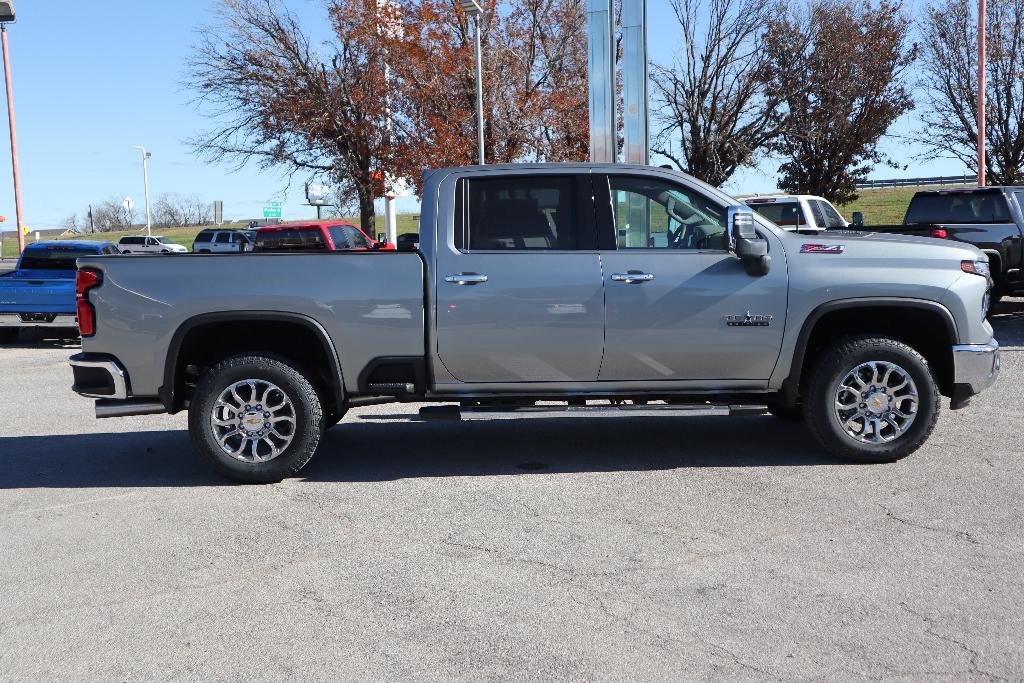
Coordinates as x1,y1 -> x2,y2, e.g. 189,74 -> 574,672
728,206 -> 771,277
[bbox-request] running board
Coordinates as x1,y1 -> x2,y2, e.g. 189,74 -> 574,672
419,404 -> 768,421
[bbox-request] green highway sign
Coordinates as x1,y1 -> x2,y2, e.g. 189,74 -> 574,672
263,201 -> 283,219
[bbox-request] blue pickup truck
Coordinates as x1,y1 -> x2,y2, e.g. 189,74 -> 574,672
0,240 -> 118,342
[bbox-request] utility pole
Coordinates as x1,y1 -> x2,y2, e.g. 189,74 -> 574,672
133,146 -> 153,236
459,0 -> 486,165
978,0 -> 986,187
1,14 -> 24,255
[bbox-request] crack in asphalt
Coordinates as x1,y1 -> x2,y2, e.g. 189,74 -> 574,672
898,603 -> 1000,680
878,504 -> 981,545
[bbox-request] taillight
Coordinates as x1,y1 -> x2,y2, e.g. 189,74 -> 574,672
76,269 -> 101,337
931,228 -> 948,239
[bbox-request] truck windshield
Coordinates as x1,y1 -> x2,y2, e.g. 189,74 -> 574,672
19,247 -> 97,271
904,192 -> 1011,224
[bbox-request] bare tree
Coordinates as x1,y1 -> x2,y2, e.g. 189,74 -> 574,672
188,0 -> 392,233
763,0 -> 917,204
60,213 -> 81,233
651,0 -> 788,186
91,198 -> 135,232
153,193 -> 213,228
917,0 -> 1024,183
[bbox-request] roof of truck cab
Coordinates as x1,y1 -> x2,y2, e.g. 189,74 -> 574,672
24,240 -> 113,250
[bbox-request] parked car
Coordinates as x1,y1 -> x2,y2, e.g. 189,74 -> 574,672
118,235 -> 188,254
743,195 -> 849,231
858,186 -> 1024,310
0,240 -> 117,342
70,163 -> 998,483
253,221 -> 394,252
193,229 -> 255,253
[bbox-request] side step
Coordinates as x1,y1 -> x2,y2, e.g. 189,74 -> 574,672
419,403 -> 767,421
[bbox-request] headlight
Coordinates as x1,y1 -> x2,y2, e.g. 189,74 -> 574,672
961,259 -> 991,278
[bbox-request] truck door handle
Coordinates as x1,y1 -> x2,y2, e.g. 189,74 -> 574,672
611,272 -> 655,283
445,273 -> 489,285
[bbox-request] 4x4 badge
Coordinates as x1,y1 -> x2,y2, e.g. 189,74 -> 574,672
725,311 -> 773,327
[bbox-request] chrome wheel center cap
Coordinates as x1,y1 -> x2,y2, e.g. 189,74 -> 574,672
241,411 -> 267,433
865,392 -> 890,415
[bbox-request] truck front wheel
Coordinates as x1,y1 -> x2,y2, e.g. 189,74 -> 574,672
188,354 -> 323,484
805,336 -> 940,463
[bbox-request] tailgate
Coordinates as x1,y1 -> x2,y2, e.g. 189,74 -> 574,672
0,275 -> 77,314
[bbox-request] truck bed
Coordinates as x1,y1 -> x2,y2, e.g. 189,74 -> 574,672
76,252 -> 426,398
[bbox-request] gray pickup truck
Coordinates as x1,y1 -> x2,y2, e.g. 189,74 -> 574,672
69,164 -> 1000,483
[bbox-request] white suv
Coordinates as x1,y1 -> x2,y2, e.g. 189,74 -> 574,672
118,235 -> 188,254
743,195 -> 849,232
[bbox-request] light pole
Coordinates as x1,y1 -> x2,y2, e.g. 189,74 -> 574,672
0,1 -> 24,255
459,0 -> 485,165
132,146 -> 153,236
977,0 -> 986,187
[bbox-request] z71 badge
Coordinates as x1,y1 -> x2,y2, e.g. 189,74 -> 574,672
725,312 -> 774,327
800,243 -> 845,254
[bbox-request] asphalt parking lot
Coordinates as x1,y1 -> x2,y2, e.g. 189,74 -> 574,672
2,303 -> 1022,679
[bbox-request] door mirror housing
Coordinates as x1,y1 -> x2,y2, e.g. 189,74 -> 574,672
728,206 -> 771,276
852,211 -> 864,227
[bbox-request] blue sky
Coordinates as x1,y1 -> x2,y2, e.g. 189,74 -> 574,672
0,0 -> 961,232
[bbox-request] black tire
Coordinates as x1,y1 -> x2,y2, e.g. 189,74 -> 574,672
188,354 -> 323,484
765,399 -> 803,421
805,335 -> 940,464
121,250 -> 131,254
0,328 -> 18,343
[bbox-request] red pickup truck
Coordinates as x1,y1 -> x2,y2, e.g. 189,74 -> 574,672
253,221 -> 395,252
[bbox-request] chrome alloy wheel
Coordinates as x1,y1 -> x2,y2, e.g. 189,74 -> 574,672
833,361 -> 919,444
211,379 -> 297,462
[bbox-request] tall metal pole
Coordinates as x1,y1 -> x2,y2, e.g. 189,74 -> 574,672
142,150 -> 152,236
587,0 -> 615,163
2,26 -> 24,254
978,0 -> 986,187
473,15 -> 485,165
621,0 -> 649,165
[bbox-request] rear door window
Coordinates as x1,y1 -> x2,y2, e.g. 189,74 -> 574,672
215,233 -> 231,244
455,175 -> 593,251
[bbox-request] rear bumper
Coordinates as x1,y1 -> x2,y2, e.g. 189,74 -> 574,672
69,353 -> 128,399
950,339 -> 1001,409
0,313 -> 77,328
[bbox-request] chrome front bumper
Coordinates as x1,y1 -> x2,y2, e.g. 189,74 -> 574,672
951,339 -> 1000,407
0,313 -> 77,328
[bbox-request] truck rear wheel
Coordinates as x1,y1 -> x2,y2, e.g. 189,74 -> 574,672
188,354 -> 323,484
805,336 -> 940,463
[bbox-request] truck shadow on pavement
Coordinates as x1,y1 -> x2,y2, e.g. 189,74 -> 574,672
1,415 -> 841,489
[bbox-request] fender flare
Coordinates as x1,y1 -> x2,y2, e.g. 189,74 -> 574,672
159,311 -> 345,413
780,297 -> 958,404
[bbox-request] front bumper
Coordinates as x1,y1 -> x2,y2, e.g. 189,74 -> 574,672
0,313 -> 77,328
950,339 -> 1001,409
